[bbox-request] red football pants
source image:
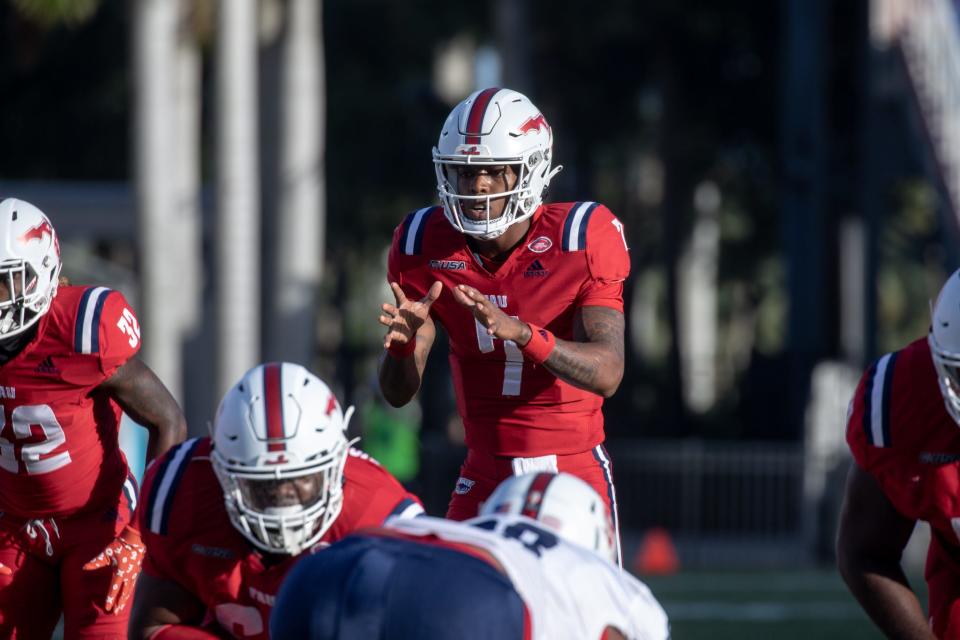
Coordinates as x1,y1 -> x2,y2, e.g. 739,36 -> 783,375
0,476 -> 138,639
445,445 -> 622,565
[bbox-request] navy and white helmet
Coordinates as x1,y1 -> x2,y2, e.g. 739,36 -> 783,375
0,198 -> 62,339
930,269 -> 960,425
211,362 -> 354,555
480,472 -> 616,563
433,88 -> 563,240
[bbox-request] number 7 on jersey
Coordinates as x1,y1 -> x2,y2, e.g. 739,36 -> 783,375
475,317 -> 524,396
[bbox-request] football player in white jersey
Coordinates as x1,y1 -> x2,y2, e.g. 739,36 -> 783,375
271,472 -> 669,640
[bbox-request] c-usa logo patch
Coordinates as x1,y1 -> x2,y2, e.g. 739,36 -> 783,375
454,477 -> 476,495
527,236 -> 553,253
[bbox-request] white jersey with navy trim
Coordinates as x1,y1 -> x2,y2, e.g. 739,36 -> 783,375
386,514 -> 669,640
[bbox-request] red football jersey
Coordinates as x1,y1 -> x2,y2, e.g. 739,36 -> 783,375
388,202 -> 630,457
0,285 -> 139,519
138,437 -> 424,640
846,338 -> 960,542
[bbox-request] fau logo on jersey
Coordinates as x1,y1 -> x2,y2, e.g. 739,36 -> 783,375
485,294 -> 508,308
527,236 -> 553,253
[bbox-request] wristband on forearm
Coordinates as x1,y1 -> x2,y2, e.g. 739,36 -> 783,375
520,324 -> 556,364
387,337 -> 416,359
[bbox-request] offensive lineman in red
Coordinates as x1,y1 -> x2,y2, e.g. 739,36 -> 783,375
0,198 -> 187,638
379,88 -> 629,562
129,362 -> 424,639
839,269 -> 960,639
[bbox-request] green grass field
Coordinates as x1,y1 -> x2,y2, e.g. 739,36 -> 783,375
643,568 -> 927,639
48,567 -> 924,638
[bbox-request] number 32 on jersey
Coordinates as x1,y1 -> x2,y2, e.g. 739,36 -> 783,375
0,404 -> 70,475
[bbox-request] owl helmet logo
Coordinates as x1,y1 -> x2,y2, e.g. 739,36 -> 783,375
514,114 -> 550,136
19,220 -> 61,261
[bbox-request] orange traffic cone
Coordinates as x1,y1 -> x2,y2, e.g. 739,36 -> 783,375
633,527 -> 679,575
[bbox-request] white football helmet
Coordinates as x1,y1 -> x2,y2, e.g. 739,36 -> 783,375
0,198 -> 62,339
433,88 -> 563,239
930,269 -> 960,424
480,471 -> 616,563
211,362 -> 355,555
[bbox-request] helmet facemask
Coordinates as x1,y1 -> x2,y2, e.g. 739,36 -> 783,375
0,199 -> 62,340
212,432 -> 354,556
434,150 -> 555,240
0,257 -> 60,339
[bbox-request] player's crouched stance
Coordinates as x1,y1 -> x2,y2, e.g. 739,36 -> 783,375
838,268 -> 960,639
272,472 -> 670,640
128,362 -> 424,639
0,198 -> 187,638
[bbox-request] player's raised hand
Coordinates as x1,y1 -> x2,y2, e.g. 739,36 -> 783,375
380,281 -> 442,349
453,284 -> 530,344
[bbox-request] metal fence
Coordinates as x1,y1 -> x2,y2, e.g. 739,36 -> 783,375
611,438 -> 845,569
418,435 -> 849,569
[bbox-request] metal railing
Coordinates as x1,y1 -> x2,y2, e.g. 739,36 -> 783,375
611,439 -> 805,537
418,435 -> 840,568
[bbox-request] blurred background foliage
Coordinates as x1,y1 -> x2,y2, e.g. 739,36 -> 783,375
0,0 -> 949,443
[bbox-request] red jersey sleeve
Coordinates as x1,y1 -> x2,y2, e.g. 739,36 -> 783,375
846,350 -> 905,474
387,209 -> 433,303
578,205 -> 630,311
137,452 -> 177,579
95,289 -> 142,377
326,451 -> 424,541
844,344 -> 936,521
348,449 -> 424,521
137,438 -> 210,584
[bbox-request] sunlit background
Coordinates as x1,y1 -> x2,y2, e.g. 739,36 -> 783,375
2,0 -> 957,637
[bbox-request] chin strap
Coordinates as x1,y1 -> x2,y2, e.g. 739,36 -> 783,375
546,164 -> 564,183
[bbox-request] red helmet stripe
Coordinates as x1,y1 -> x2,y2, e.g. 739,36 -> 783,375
263,362 -> 286,451
520,472 -> 556,519
464,87 -> 501,145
